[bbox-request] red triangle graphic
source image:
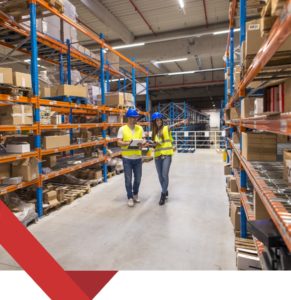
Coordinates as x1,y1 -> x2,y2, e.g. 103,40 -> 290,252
66,271 -> 117,299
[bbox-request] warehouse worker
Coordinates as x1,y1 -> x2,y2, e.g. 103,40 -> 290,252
151,112 -> 187,206
117,108 -> 145,207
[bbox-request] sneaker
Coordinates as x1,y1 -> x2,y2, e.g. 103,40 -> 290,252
133,194 -> 140,203
165,191 -> 169,199
127,198 -> 134,207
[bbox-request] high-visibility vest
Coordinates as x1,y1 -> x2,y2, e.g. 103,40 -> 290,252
154,126 -> 174,158
121,125 -> 143,157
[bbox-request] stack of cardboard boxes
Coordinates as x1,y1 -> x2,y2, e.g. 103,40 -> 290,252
97,92 -> 133,107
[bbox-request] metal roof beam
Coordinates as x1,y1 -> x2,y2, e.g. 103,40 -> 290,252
80,0 -> 134,44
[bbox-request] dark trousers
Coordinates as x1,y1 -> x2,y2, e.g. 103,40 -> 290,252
122,158 -> 142,199
155,155 -> 172,194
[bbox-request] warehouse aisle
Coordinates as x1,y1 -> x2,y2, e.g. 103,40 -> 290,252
0,150 -> 236,270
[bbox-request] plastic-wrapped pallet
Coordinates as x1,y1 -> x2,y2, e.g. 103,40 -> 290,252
71,70 -> 82,85
87,85 -> 101,105
63,0 -> 78,43
22,14 -> 61,41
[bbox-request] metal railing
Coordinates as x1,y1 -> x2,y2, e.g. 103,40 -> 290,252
172,131 -> 225,153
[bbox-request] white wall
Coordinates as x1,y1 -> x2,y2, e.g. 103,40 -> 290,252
202,109 -> 221,129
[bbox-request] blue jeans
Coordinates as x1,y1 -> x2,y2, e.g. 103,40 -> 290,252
122,158 -> 142,199
155,155 -> 172,194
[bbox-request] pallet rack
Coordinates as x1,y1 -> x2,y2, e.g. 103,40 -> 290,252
0,0 -> 150,217
155,101 -> 210,131
224,0 -> 291,262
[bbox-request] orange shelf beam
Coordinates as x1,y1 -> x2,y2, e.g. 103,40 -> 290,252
35,0 -> 148,75
42,157 -> 106,181
228,0 -> 291,107
41,140 -> 105,156
0,124 -> 37,132
0,151 -> 38,164
0,179 -> 39,195
231,141 -> 291,252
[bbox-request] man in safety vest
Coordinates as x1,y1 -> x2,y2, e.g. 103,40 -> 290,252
117,108 -> 145,207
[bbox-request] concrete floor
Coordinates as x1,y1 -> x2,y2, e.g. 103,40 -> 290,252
0,150 -> 236,270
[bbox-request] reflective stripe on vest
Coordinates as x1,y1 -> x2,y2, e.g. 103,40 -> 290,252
154,126 -> 174,158
121,125 -> 143,157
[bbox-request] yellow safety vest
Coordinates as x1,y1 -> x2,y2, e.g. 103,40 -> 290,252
121,125 -> 143,157
154,126 -> 174,158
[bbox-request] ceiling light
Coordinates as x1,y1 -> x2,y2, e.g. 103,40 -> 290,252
178,0 -> 185,9
113,43 -> 145,50
154,58 -> 188,64
213,28 -> 240,35
24,58 -> 40,63
168,71 -> 195,76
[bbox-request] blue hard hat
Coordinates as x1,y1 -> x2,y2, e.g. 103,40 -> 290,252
151,112 -> 164,121
125,108 -> 139,118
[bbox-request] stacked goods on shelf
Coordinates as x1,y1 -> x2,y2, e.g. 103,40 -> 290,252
0,104 -> 33,125
63,0 -> 78,43
87,84 -> 101,105
97,92 -> 134,107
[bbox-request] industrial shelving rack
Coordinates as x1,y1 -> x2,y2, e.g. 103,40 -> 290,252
224,0 -> 291,261
0,0 -> 150,217
156,101 -> 210,131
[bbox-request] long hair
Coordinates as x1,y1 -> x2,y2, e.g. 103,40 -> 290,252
152,119 -> 164,142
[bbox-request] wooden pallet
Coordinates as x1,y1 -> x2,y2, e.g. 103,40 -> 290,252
0,83 -> 32,97
88,178 -> 103,187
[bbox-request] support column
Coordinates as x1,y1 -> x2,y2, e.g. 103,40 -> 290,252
230,27 -> 234,97
100,33 -> 108,182
30,1 -> 42,217
132,57 -> 136,107
145,68 -> 150,132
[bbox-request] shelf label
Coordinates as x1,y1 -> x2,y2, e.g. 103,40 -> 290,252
53,125 -> 57,129
50,101 -> 57,105
55,149 -> 58,153
16,155 -> 21,160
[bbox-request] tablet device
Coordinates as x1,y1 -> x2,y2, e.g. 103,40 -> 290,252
129,139 -> 144,147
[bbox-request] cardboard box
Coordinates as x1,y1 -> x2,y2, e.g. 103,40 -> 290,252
230,201 -> 241,231
260,16 -> 276,36
14,72 -> 32,88
224,164 -> 231,175
241,98 -> 255,118
230,178 -> 239,193
43,134 -> 70,149
51,84 -> 88,98
284,78 -> 291,112
41,87 -> 51,98
230,107 -> 240,120
97,92 -> 133,107
246,20 -> 264,57
254,98 -> 264,115
0,104 -> 33,125
0,67 -> 13,84
277,135 -> 288,143
233,132 -> 240,144
6,142 -> 31,153
43,155 -> 57,168
0,163 -> 10,179
12,157 -> 39,181
231,152 -> 240,169
242,132 -> 277,161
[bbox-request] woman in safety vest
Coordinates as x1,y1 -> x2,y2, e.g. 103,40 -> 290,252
151,112 -> 187,206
